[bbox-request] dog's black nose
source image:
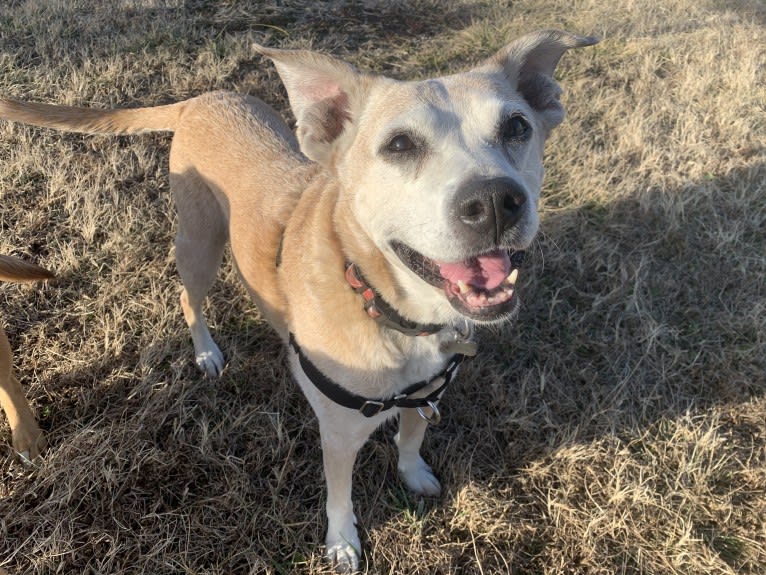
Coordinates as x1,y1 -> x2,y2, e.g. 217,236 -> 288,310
456,177 -> 527,242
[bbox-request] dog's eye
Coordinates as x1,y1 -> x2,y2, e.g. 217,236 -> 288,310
500,115 -> 532,143
385,133 -> 417,154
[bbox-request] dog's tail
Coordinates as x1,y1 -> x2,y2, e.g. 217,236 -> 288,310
0,254 -> 54,283
0,98 -> 185,135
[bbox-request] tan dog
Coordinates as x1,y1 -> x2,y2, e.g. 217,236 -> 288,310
0,30 -> 597,571
0,254 -> 53,461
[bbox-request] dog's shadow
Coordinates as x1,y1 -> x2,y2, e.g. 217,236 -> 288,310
401,161 -> 766,570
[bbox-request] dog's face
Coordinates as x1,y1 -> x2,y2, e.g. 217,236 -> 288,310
337,73 -> 547,324
258,31 -> 597,325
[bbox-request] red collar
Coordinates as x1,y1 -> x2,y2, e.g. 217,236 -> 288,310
344,262 -> 444,337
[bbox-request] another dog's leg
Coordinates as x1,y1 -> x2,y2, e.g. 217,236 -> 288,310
172,175 -> 228,377
0,327 -> 46,460
395,408 -> 441,496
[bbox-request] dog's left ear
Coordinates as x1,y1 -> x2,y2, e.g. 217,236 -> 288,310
254,44 -> 371,166
484,30 -> 599,130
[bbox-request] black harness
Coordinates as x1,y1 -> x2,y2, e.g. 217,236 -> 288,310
284,259 -> 474,421
289,333 -> 467,418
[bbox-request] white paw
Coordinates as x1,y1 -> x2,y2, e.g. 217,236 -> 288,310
398,456 -> 441,496
325,539 -> 361,573
195,344 -> 224,378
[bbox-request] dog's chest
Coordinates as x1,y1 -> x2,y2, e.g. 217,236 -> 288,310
393,328 -> 468,387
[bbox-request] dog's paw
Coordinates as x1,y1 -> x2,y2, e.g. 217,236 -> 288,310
325,539 -> 361,573
195,344 -> 224,378
12,423 -> 47,462
398,456 -> 442,497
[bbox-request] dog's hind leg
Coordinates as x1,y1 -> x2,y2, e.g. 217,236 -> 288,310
395,408 -> 441,496
172,172 -> 228,377
0,327 -> 46,459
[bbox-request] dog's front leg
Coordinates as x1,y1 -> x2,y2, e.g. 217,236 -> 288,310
318,414 -> 373,573
395,408 -> 441,496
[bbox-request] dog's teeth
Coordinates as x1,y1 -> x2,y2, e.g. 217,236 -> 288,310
506,269 -> 519,285
457,280 -> 470,294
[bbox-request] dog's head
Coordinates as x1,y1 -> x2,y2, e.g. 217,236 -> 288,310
257,30 -> 597,326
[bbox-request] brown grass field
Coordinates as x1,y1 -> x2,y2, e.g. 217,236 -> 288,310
1,0 -> 764,573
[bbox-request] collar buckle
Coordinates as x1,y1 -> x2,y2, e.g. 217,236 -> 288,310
359,400 -> 386,417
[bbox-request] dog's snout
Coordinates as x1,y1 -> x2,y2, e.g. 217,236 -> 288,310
456,178 -> 527,242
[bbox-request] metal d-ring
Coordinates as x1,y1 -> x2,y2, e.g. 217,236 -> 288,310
416,400 -> 441,425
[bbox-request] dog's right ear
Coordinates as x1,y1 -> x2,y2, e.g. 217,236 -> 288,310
254,44 -> 370,166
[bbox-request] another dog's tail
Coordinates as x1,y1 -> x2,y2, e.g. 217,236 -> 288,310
0,98 -> 185,135
0,255 -> 55,283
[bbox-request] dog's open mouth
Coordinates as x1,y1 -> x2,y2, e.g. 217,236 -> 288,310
391,241 -> 524,320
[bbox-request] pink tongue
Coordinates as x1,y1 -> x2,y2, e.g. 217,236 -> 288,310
438,251 -> 511,291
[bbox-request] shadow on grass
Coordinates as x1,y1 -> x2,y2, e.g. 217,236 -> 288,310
420,161 -> 766,572
1,168 -> 763,574
710,0 -> 766,25
204,0 -> 484,44
0,319 -> 330,573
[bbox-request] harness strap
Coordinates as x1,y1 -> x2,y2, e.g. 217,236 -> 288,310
288,332 -> 466,418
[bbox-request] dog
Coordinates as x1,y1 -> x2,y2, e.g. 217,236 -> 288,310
0,254 -> 53,462
0,29 -> 597,571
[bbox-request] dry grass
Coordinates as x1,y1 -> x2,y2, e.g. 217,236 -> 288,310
1,0 -> 764,573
